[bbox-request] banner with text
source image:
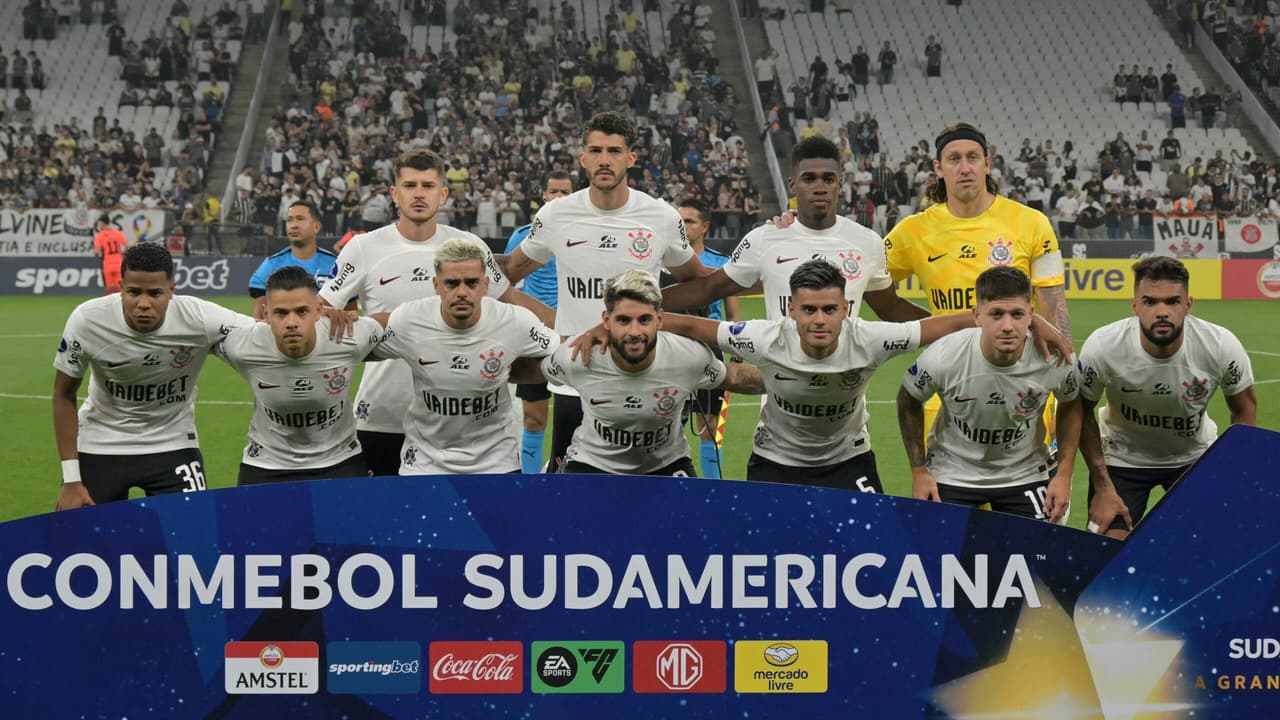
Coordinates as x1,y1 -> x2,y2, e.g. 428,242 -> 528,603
1223,216 -> 1279,255
0,209 -> 168,256
0,427 -> 1275,718
1153,214 -> 1220,258
0,256 -> 258,296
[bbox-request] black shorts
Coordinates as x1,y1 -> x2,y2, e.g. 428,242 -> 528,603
548,393 -> 584,473
563,456 -> 697,477
687,386 -> 726,419
358,430 -> 405,477
1088,464 -> 1190,531
747,449 -> 882,492
237,453 -> 370,486
78,448 -> 207,503
937,479 -> 1052,521
515,382 -> 551,402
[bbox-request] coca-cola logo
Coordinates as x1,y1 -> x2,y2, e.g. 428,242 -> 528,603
428,641 -> 524,694
432,652 -> 517,681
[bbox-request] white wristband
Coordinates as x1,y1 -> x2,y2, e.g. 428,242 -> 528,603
61,459 -> 82,485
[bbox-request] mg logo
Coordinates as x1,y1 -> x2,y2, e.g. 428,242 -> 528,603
657,643 -> 703,691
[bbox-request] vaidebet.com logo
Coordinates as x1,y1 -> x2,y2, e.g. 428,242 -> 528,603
531,641 -> 625,693
326,641 -> 422,694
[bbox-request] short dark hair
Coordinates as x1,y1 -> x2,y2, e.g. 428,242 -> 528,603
789,258 -> 846,295
546,169 -> 572,184
1132,256 -> 1190,291
583,110 -> 637,148
975,266 -> 1032,304
121,243 -> 174,280
678,197 -> 710,224
265,265 -> 317,294
288,200 -> 321,222
97,213 -> 113,227
394,148 -> 446,181
791,136 -> 840,166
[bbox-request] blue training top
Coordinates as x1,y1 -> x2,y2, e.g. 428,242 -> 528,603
505,223 -> 558,309
700,247 -> 730,321
248,247 -> 340,297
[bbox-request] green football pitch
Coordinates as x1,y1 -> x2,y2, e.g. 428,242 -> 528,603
0,295 -> 1276,528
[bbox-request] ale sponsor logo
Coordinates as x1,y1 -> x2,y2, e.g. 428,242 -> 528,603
428,641 -> 523,694
632,641 -> 726,693
733,640 -> 828,694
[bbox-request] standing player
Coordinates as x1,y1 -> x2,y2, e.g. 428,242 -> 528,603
504,170 -> 575,473
247,201 -> 341,320
92,214 -> 129,294
662,137 -> 926,323
672,197 -> 739,479
52,244 -> 254,509
533,270 -> 762,476
1079,257 -> 1256,538
897,267 -> 1082,522
218,265 -> 384,484
885,123 -> 1072,438
320,148 -> 550,477
501,111 -> 713,472
372,238 -> 560,475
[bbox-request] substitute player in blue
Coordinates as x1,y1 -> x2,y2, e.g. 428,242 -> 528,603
670,197 -> 738,479
504,170 -> 574,473
248,201 -> 340,320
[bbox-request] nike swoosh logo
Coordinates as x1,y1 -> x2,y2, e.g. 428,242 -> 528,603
418,359 -> 439,365
257,381 -> 280,389
773,373 -> 797,381
1120,386 -> 1142,393
106,360 -> 129,368
775,256 -> 799,264
521,450 -> 535,456
379,275 -> 400,285
928,254 -> 948,262
567,240 -> 590,247
589,398 -> 611,405
954,396 -> 977,402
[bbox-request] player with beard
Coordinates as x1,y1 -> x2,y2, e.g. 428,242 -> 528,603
898,267 -> 1082,523
1079,257 -> 1255,538
218,265 -> 385,484
320,148 -> 553,477
52,244 -> 256,509
501,111 -> 714,472
527,270 -> 762,476
247,201 -> 342,320
372,238 -> 561,475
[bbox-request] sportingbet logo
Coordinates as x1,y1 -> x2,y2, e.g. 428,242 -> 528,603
633,641 -> 726,693
326,641 -> 421,694
531,641 -> 624,693
429,641 -> 523,694
733,640 -> 827,693
224,641 -> 319,694
14,259 -> 230,294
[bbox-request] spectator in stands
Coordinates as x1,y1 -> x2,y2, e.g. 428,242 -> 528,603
924,36 -> 942,78
878,41 -> 897,84
1141,66 -> 1160,107
851,45 -> 870,91
1159,129 -> 1182,171
1076,193 -> 1106,239
1199,85 -> 1220,129
1167,84 -> 1187,128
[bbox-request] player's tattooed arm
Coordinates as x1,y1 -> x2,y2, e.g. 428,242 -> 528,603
500,287 -> 556,328
1225,386 -> 1258,426
661,268 -> 744,312
498,247 -> 544,284
1080,397 -> 1132,534
721,361 -> 764,394
1035,284 -> 1072,346
896,386 -> 940,502
864,287 -> 929,322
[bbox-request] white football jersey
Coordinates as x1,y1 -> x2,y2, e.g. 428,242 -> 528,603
319,222 -> 511,433
52,295 -> 253,454
373,296 -> 559,474
1079,315 -> 1253,468
722,216 -> 892,320
901,329 -> 1081,488
541,333 -> 726,474
519,188 -> 694,337
216,317 -> 383,470
717,317 -> 921,466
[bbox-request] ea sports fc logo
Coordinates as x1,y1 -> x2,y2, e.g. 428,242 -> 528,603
628,229 -> 654,260
479,349 -> 505,381
653,388 -> 679,417
987,239 -> 1014,266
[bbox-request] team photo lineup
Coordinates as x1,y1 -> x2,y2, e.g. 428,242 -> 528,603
49,104 -> 1263,540
0,0 -> 1269,539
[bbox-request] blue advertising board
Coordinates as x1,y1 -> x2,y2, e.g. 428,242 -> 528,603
1,427 -> 1276,717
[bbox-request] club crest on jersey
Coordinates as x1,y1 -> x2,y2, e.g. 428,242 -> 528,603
1014,389 -> 1042,416
837,251 -> 863,281
653,388 -> 679,417
1182,377 -> 1210,404
402,445 -> 417,466
987,239 -> 1014,266
355,400 -> 370,420
246,440 -> 262,459
839,371 -> 863,391
627,229 -> 654,260
323,366 -> 350,395
169,346 -> 195,368
479,349 -> 505,381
